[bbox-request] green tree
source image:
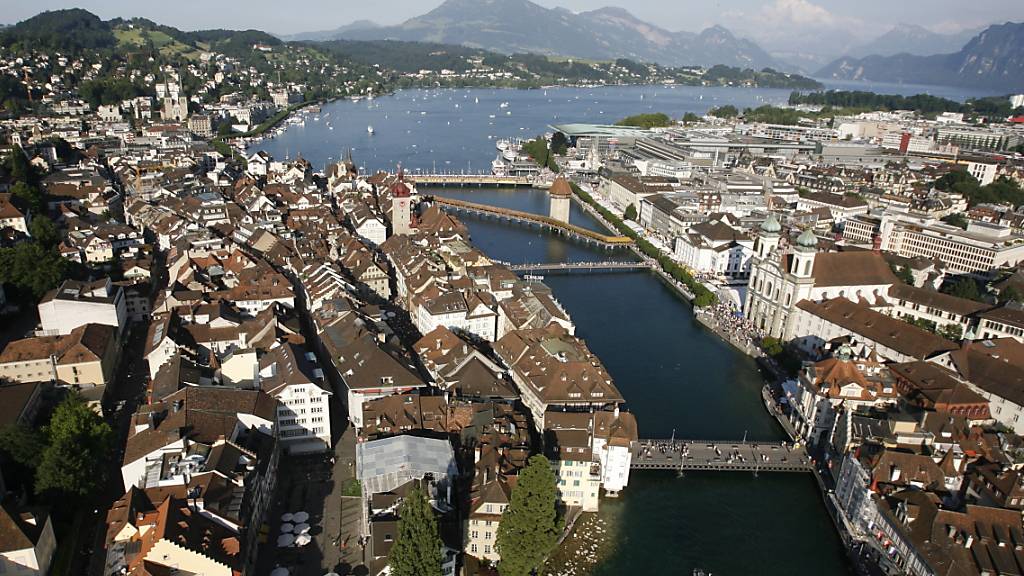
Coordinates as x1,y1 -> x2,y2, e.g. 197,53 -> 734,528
35,394 -> 114,498
623,203 -> 637,221
496,454 -> 561,576
614,112 -> 672,129
939,324 -> 963,341
0,424 -> 45,470
29,216 -> 60,249
10,181 -> 44,215
709,105 -> 738,118
682,112 -> 701,124
0,241 -> 68,299
389,483 -> 443,576
550,132 -> 569,156
943,277 -> 982,302
762,337 -> 784,357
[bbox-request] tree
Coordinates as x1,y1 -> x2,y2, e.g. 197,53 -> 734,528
389,483 -> 443,576
709,105 -> 738,118
35,394 -> 114,498
0,241 -> 68,299
762,337 -> 784,357
682,112 -> 701,124
614,112 -> 672,129
939,324 -> 963,341
29,216 -> 60,249
550,132 -> 569,156
496,454 -> 561,576
10,181 -> 44,215
943,277 -> 982,302
623,203 -> 637,221
0,424 -> 45,470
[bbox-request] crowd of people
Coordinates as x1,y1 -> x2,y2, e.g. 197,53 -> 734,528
697,302 -> 765,356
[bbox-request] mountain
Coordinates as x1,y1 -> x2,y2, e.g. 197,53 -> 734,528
281,20 -> 379,42
0,9 -> 116,54
335,0 -> 782,69
816,22 -> 1024,92
846,23 -> 980,58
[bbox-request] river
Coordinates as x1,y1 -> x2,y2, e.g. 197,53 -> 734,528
428,190 -> 850,575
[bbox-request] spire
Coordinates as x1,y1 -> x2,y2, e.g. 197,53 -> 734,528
760,213 -> 782,234
796,227 -> 818,249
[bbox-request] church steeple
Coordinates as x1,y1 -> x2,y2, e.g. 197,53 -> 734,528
791,228 -> 817,278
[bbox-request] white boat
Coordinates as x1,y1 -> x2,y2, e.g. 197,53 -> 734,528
499,102 -> 510,108
474,97 -> 479,103
523,274 -> 545,281
367,125 -> 374,134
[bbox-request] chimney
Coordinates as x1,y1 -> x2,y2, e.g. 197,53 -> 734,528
614,405 -> 620,419
435,338 -> 442,351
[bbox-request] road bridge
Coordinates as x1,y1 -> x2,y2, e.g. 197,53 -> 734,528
429,196 -> 634,247
632,439 -> 812,473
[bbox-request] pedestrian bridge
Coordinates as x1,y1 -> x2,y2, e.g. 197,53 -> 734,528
413,174 -> 536,187
429,196 -> 634,247
509,261 -> 651,274
632,439 -> 812,473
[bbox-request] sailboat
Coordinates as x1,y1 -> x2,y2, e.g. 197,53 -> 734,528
367,125 -> 375,135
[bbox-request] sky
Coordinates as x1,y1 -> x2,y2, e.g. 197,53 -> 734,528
1,0 -> 1022,46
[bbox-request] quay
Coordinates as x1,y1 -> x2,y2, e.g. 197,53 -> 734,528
508,261 -> 651,274
632,439 -> 812,472
429,196 -> 634,246
414,174 -> 536,187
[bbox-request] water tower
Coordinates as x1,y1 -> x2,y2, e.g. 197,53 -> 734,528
549,176 -> 572,224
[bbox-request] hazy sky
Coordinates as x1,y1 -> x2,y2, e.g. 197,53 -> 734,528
1,0 -> 1022,42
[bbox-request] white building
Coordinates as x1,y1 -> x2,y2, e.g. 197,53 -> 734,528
967,161 -> 998,186
414,292 -> 498,342
38,279 -> 127,337
844,213 -> 1024,275
258,341 -> 332,453
743,216 -> 897,340
674,218 -> 754,280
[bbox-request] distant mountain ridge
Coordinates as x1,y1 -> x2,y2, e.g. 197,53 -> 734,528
281,20 -> 380,42
817,22 -> 1024,92
331,0 -> 784,70
845,23 -> 981,58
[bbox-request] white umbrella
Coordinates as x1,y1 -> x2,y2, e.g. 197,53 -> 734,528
295,533 -> 312,547
294,523 -> 310,534
276,533 -> 296,547
280,512 -> 294,522
270,569 -> 290,576
292,511 -> 309,523
280,523 -> 294,533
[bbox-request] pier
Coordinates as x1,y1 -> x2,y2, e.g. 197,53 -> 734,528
429,196 -> 634,246
509,261 -> 651,274
632,439 -> 813,473
413,174 -> 536,187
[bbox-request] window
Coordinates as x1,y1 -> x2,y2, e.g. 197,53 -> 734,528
471,531 -> 478,539
471,544 -> 477,553
484,545 -> 491,555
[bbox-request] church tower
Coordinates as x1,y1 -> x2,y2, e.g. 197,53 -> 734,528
390,169 -> 413,236
791,228 -> 818,279
755,213 -> 782,259
549,176 -> 572,224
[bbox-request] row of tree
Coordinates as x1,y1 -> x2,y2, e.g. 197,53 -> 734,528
571,183 -> 717,307
390,455 -> 560,576
788,90 -> 1024,120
